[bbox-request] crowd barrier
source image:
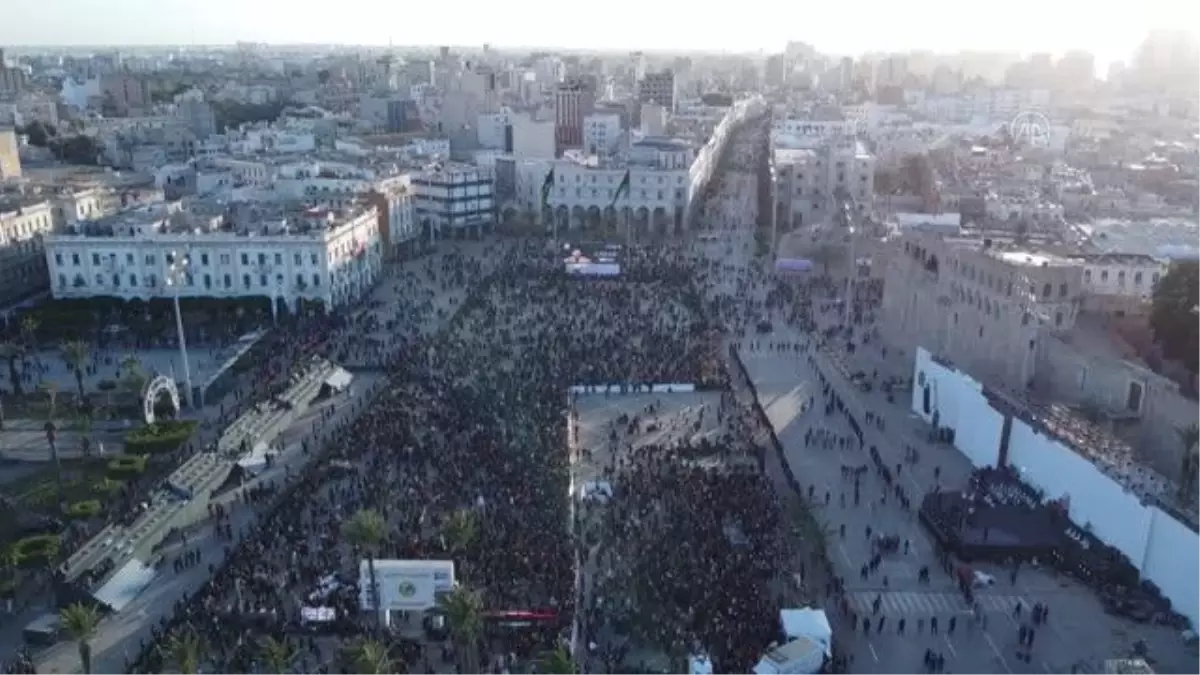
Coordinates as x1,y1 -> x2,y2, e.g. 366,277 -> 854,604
568,383 -> 696,395
727,346 -> 803,498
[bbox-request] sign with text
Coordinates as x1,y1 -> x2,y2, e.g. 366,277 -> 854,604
359,559 -> 455,611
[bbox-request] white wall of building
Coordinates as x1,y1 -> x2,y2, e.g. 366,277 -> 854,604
510,113 -> 556,159
583,113 -> 621,156
44,210 -> 382,310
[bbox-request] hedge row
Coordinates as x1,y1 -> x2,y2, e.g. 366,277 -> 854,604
11,534 -> 61,568
124,420 -> 198,454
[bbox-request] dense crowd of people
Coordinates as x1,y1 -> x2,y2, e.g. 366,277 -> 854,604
112,234 -> 774,674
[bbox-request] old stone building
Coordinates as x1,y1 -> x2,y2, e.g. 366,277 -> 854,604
879,232 -> 1082,390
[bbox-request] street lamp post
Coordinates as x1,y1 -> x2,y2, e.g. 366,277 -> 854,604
166,249 -> 194,409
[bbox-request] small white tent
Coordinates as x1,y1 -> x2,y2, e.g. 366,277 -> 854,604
780,608 -> 832,654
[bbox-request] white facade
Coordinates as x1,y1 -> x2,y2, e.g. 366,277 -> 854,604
1078,255 -> 1168,301
639,104 -> 668,136
583,113 -> 621,156
477,111 -> 509,150
0,199 -> 55,305
412,164 -> 495,240
510,112 -> 555,159
773,140 -> 876,229
45,206 -> 381,310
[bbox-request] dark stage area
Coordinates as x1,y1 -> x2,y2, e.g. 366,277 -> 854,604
920,490 -> 1064,562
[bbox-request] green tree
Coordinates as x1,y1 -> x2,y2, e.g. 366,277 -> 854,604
62,340 -> 91,401
348,638 -> 392,674
259,635 -> 299,674
1178,423 -> 1200,504
22,120 -> 55,147
342,509 -> 388,622
160,625 -> 204,674
538,645 -> 577,674
1150,261 -> 1199,374
42,382 -> 65,512
438,585 -> 483,674
60,602 -> 101,673
119,355 -> 147,395
442,508 -> 479,560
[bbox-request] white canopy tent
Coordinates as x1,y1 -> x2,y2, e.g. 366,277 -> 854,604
752,636 -> 825,675
92,558 -> 157,612
780,608 -> 832,652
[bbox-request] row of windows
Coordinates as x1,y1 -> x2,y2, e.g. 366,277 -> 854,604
1083,267 -> 1159,287
558,187 -> 685,201
55,250 -> 324,268
58,272 -> 324,292
558,173 -> 686,186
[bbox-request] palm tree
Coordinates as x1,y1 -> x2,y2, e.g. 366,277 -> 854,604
259,635 -> 299,674
60,602 -> 101,674
1177,423 -> 1200,504
62,340 -> 91,401
119,355 -> 146,391
538,645 -> 577,674
438,584 -> 483,674
342,509 -> 388,621
442,508 -> 479,560
41,383 -> 65,512
348,638 -> 392,674
160,625 -> 203,674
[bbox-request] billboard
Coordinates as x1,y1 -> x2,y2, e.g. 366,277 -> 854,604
563,242 -> 623,277
359,559 -> 455,611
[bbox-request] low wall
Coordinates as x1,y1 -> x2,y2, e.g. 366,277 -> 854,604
568,383 -> 697,395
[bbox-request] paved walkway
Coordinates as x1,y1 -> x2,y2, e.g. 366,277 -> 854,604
738,318 -> 1198,674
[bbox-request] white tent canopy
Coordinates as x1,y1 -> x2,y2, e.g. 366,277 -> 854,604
688,653 -> 713,675
752,637 -> 825,675
324,367 -> 353,393
780,608 -> 832,654
92,558 -> 157,611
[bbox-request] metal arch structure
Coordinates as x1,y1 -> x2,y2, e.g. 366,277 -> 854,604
1009,110 -> 1052,149
142,374 -> 181,426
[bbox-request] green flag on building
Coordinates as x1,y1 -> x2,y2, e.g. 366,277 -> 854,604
610,169 -> 631,208
540,168 -> 556,209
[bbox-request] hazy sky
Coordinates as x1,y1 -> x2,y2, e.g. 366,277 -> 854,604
3,0 -> 1197,65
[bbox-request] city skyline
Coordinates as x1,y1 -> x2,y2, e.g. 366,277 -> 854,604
3,0 -> 1197,66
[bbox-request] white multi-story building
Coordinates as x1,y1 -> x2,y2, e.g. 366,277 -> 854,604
412,163 -> 495,242
511,96 -> 766,236
0,197 -> 55,306
43,199 -> 382,311
510,112 -> 555,159
582,113 -> 621,156
1075,253 -> 1169,316
533,137 -> 697,235
477,110 -> 510,150
773,139 -> 876,229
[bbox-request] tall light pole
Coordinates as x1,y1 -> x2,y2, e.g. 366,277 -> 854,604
769,164 -> 778,258
165,248 -> 194,409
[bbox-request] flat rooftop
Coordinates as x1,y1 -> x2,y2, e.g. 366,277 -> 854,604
991,250 -> 1080,267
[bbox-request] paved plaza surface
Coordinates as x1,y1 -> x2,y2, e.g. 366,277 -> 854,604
13,344 -> 233,397
0,242 -> 500,674
737,323 -> 1198,674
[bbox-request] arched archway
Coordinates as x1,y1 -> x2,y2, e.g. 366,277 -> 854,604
652,207 -> 669,235
555,205 -> 570,232
673,206 -> 685,234
634,207 -> 650,237
571,206 -> 586,231
142,373 -> 182,424
586,206 -> 602,231
603,206 -> 618,236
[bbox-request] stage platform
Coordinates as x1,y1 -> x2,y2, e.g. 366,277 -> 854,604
920,490 -> 1065,563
